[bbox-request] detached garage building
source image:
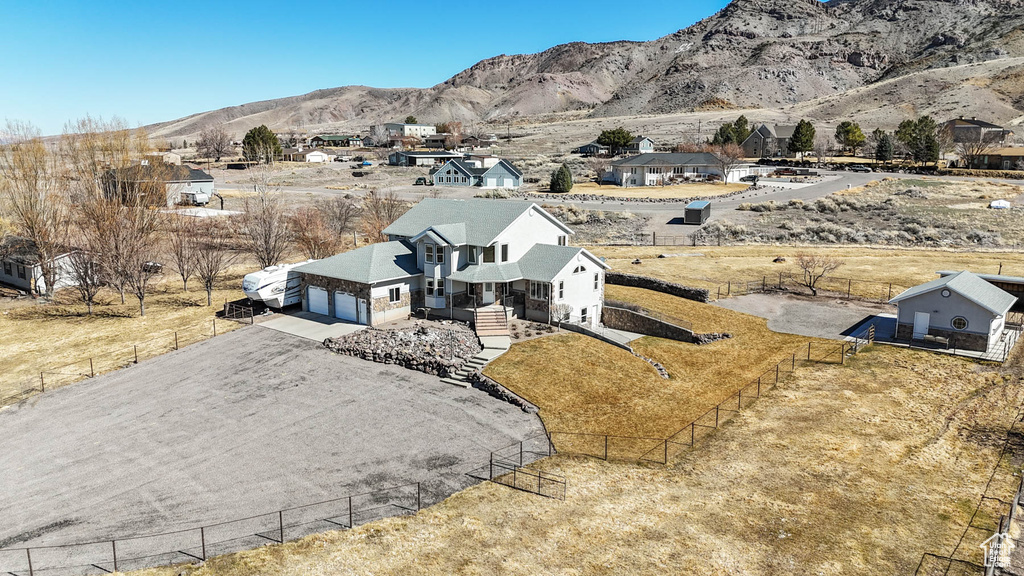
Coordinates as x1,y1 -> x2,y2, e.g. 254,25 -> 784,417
293,241 -> 421,325
890,270 -> 1017,352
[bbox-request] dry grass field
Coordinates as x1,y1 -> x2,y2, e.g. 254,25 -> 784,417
543,181 -> 747,199
483,286 -> 819,441
129,344 -> 1024,576
0,268 -> 248,401
590,244 -> 1024,300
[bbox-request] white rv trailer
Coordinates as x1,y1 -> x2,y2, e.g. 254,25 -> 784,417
242,260 -> 313,309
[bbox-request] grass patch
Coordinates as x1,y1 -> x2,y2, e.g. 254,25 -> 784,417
128,346 -> 1024,576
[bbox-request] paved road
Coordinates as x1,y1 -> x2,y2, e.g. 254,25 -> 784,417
0,327 -> 543,556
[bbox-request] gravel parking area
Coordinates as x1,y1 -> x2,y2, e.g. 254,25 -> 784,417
713,293 -> 894,340
0,327 -> 543,552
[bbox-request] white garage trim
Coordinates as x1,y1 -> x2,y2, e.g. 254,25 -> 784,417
308,286 -> 329,315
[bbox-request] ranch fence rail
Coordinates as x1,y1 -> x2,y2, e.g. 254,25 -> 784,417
0,482 -> 424,576
712,271 -> 910,304
547,339 -> 862,464
222,302 -> 254,324
0,320 -> 228,409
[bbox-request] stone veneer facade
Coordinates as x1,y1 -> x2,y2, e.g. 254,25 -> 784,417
895,322 -> 989,352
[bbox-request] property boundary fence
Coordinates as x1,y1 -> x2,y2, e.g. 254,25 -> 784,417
467,435 -> 567,500
0,320 -> 227,408
712,272 -> 909,304
547,339 -> 863,464
0,482 -> 423,576
222,302 -> 254,324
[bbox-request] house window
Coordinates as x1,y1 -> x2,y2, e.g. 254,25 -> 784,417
483,245 -> 495,263
2,262 -> 10,276
436,282 -> 445,297
558,280 -> 564,299
425,243 -> 434,263
594,273 -> 599,291
501,244 -> 509,263
388,287 -> 401,303
951,316 -> 968,331
436,247 -> 445,264
17,265 -> 26,280
529,281 -> 549,300
557,235 -> 567,246
573,265 -> 586,274
468,247 -> 477,264
468,283 -> 476,296
427,279 -> 434,294
581,307 -> 588,323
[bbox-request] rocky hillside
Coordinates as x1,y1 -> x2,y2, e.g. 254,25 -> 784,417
146,0 -> 1024,140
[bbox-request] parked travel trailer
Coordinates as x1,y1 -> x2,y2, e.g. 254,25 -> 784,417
241,261 -> 313,308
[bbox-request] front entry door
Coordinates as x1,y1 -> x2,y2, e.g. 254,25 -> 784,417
913,312 -> 930,339
483,282 -> 495,305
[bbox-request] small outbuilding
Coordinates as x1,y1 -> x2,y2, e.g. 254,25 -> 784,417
890,270 -> 1017,352
684,201 -> 711,225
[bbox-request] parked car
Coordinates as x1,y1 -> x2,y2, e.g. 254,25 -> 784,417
850,165 -> 873,173
361,161 -> 373,167
414,177 -> 433,186
739,175 -> 759,183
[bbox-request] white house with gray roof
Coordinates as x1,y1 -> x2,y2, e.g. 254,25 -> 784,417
609,152 -> 765,185
890,270 -> 1018,352
293,199 -> 609,328
429,158 -> 522,189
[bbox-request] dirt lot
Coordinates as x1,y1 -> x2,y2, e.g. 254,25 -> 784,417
714,293 -> 894,340
126,343 -> 1024,576
0,327 -> 542,557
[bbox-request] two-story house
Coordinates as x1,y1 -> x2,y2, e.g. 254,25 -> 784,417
293,199 -> 608,328
428,158 -> 522,188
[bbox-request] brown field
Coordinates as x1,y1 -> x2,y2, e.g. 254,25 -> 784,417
130,344 -> 1024,576
553,181 -> 747,199
0,269 -> 248,401
483,286 -> 820,441
589,244 -> 1024,300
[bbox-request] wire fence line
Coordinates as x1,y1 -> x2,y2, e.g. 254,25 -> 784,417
0,318 -> 241,409
547,339 -> 862,464
712,272 -> 910,304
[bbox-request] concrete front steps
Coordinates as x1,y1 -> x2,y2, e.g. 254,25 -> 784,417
440,336 -> 512,388
474,305 -> 509,338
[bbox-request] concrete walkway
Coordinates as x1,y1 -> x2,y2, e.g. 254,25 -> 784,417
259,310 -> 365,341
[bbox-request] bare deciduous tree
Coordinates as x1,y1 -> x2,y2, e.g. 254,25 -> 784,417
709,143 -> 745,183
196,127 -> 234,162
238,151 -> 291,268
369,124 -> 389,148
813,134 -> 832,164
549,302 -> 573,328
584,157 -> 608,182
121,205 -> 161,316
796,253 -> 844,296
166,214 -> 200,291
291,207 -> 342,260
195,220 -> 236,306
956,140 -> 994,169
0,121 -> 73,297
360,189 -> 407,244
318,195 -> 362,237
65,247 -> 104,314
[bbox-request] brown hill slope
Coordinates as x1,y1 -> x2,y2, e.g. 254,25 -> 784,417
145,0 -> 1024,141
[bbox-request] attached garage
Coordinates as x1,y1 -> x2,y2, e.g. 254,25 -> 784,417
308,286 -> 329,315
334,291 -> 357,322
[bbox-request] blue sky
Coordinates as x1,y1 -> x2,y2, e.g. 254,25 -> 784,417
1,0 -> 730,134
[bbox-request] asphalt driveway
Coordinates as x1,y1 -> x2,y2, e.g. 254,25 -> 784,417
713,293 -> 895,340
0,327 -> 543,558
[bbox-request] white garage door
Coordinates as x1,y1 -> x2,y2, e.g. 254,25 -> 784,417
308,286 -> 329,315
334,291 -> 357,322
486,177 -> 497,188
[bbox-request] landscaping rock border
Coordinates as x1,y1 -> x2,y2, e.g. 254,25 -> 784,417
323,324 -> 481,378
467,372 -> 539,413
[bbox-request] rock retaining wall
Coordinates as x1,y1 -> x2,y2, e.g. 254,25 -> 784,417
467,372 -> 539,413
324,324 -> 481,378
602,306 -> 695,343
605,272 -> 709,303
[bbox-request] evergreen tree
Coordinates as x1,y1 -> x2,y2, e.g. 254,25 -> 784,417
242,125 -> 282,163
711,122 -> 736,146
550,163 -> 573,193
894,117 -> 940,164
405,115 -> 418,124
596,127 -> 634,155
788,119 -> 816,157
875,130 -> 894,163
835,121 -> 866,156
732,115 -> 751,144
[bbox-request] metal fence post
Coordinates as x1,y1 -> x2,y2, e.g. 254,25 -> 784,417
174,332 -> 179,350
690,423 -> 695,446
887,283 -> 893,301
663,440 -> 668,464
727,281 -> 731,296
841,343 -> 845,365
738,389 -> 742,409
807,342 -> 811,360
792,353 -> 795,370
213,319 -> 217,336
512,465 -> 517,489
715,405 -> 720,427
279,510 -> 284,543
519,441 -> 523,467
417,482 -> 421,511
40,372 -> 44,392
112,540 -> 118,573
603,435 -> 609,460
489,453 -> 493,480
90,358 -> 95,378
757,376 -> 761,396
847,278 -> 852,299
134,345 -> 138,364
775,364 -> 779,383
348,496 -> 353,529
26,548 -> 33,576
201,526 -> 207,560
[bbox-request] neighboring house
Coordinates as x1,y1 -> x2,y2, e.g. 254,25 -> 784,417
388,150 -> 463,167
310,135 -> 362,148
143,151 -> 182,166
573,141 -> 610,156
429,158 -> 522,189
943,117 -> 1014,144
967,147 -> 1024,171
462,134 -> 498,148
890,270 -> 1017,352
281,148 -> 335,163
294,199 -> 608,328
424,133 -> 453,149
608,152 -> 766,185
741,124 -> 797,158
0,236 -> 75,294
104,164 -> 215,207
624,136 -> 655,154
384,123 -> 437,139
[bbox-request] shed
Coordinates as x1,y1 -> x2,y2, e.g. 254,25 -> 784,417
684,201 -> 711,225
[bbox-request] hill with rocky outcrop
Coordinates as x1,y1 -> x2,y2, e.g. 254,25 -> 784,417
146,0 -> 1024,141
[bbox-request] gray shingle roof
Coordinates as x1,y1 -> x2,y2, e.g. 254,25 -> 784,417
890,270 -> 1017,315
447,244 -> 608,284
448,262 -> 524,283
609,153 -> 720,167
773,125 -> 797,139
383,199 -> 564,246
294,240 -> 419,284
938,270 -> 1024,284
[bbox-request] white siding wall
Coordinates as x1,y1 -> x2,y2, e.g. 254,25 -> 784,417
491,208 -> 570,262
550,256 -> 605,329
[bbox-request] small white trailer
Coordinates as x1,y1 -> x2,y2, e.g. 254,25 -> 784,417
241,260 -> 313,309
